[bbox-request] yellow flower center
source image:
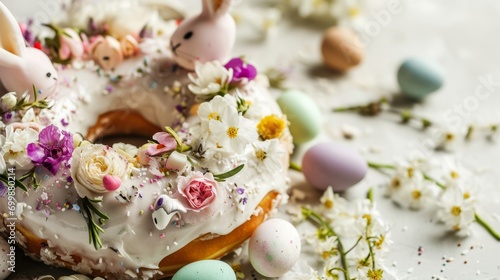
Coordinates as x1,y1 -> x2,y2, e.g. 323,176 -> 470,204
451,171 -> 459,179
450,206 -> 462,216
391,178 -> 401,188
257,115 -> 286,140
463,192 -> 470,199
226,126 -> 239,139
208,112 -> 221,121
446,133 -> 454,141
324,200 -> 333,209
407,167 -> 414,178
255,149 -> 267,161
412,190 -> 422,200
367,269 -> 384,280
362,214 -> 372,225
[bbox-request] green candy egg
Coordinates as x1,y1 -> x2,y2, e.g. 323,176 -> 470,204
172,260 -> 236,280
277,90 -> 322,144
397,58 -> 444,100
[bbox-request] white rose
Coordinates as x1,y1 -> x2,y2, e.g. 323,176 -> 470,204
71,144 -> 129,199
0,92 -> 17,111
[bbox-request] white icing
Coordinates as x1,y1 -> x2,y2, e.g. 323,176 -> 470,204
0,3 -> 292,279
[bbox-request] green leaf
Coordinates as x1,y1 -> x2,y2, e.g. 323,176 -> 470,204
213,164 -> 245,182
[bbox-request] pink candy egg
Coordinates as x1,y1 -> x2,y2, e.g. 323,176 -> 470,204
249,219 -> 301,277
103,175 -> 122,191
302,142 -> 367,192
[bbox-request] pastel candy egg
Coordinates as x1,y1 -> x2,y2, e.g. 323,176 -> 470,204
0,238 -> 12,279
102,175 -> 121,191
277,90 -> 322,144
172,260 -> 236,280
321,27 -> 364,72
397,58 -> 444,99
249,219 -> 301,277
302,142 -> 367,192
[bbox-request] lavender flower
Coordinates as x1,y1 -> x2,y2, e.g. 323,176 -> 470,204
27,125 -> 74,175
0,181 -> 7,197
224,57 -> 257,84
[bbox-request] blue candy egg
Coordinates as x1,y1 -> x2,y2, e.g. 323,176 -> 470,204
397,58 -> 444,99
172,260 -> 236,280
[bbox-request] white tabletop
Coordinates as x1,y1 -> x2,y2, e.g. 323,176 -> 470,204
3,0 -> 500,279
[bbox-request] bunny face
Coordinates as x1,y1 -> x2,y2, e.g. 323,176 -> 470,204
170,0 -> 236,70
0,2 -> 59,100
89,36 -> 124,71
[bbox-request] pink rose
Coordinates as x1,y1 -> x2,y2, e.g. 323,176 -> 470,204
173,172 -> 225,224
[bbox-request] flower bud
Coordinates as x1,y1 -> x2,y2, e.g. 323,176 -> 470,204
0,92 -> 17,111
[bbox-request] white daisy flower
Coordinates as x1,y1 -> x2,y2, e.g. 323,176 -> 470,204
433,125 -> 467,151
188,61 -> 233,97
1,125 -> 38,170
436,185 -> 477,234
391,177 -> 437,210
385,158 -> 427,198
249,139 -> 283,174
318,186 -> 350,221
439,157 -> 471,187
208,108 -> 258,154
197,95 -> 238,134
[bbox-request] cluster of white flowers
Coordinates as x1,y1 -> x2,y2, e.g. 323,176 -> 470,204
384,157 -> 480,235
283,0 -> 367,23
302,187 -> 392,280
0,124 -> 38,174
188,61 -> 233,98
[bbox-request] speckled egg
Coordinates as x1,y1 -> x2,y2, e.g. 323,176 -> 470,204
0,238 -> 12,279
321,27 -> 364,72
172,260 -> 236,280
397,58 -> 444,99
302,142 -> 367,192
249,219 -> 301,277
277,90 -> 322,144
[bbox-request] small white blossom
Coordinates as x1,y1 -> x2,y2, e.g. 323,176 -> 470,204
1,125 -> 38,170
21,108 -> 36,123
436,185 -> 477,234
208,107 -> 258,154
197,95 -> 237,134
249,139 -> 283,174
433,126 -> 467,151
439,157 -> 471,187
0,92 -> 17,111
112,143 -> 139,157
391,177 -> 437,210
188,61 -> 233,96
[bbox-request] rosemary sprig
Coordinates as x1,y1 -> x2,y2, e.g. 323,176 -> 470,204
79,197 -> 110,250
0,173 -> 28,192
213,164 -> 245,182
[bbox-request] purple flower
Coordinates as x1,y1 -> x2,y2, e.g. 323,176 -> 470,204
0,181 -> 7,197
27,125 -> 74,175
224,57 -> 257,84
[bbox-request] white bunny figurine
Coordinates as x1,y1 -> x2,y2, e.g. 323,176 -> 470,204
170,0 -> 236,70
0,2 -> 58,100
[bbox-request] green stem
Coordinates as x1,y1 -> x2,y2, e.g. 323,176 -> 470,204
475,213 -> 500,241
367,161 -> 396,170
366,188 -> 374,203
303,208 -> 351,280
423,174 -> 446,190
289,162 -> 302,172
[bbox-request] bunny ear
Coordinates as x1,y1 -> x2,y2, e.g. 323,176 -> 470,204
0,2 -> 26,67
202,0 -> 233,18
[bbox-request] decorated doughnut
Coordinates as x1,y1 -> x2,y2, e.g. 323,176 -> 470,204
0,0 -> 293,278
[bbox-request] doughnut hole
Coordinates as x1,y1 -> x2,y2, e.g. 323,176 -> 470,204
87,110 -> 161,146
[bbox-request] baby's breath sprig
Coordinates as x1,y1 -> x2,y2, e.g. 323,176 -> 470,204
368,161 -> 500,241
79,197 -> 110,250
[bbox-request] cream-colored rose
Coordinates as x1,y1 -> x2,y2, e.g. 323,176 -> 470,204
71,144 -> 129,199
120,35 -> 139,58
